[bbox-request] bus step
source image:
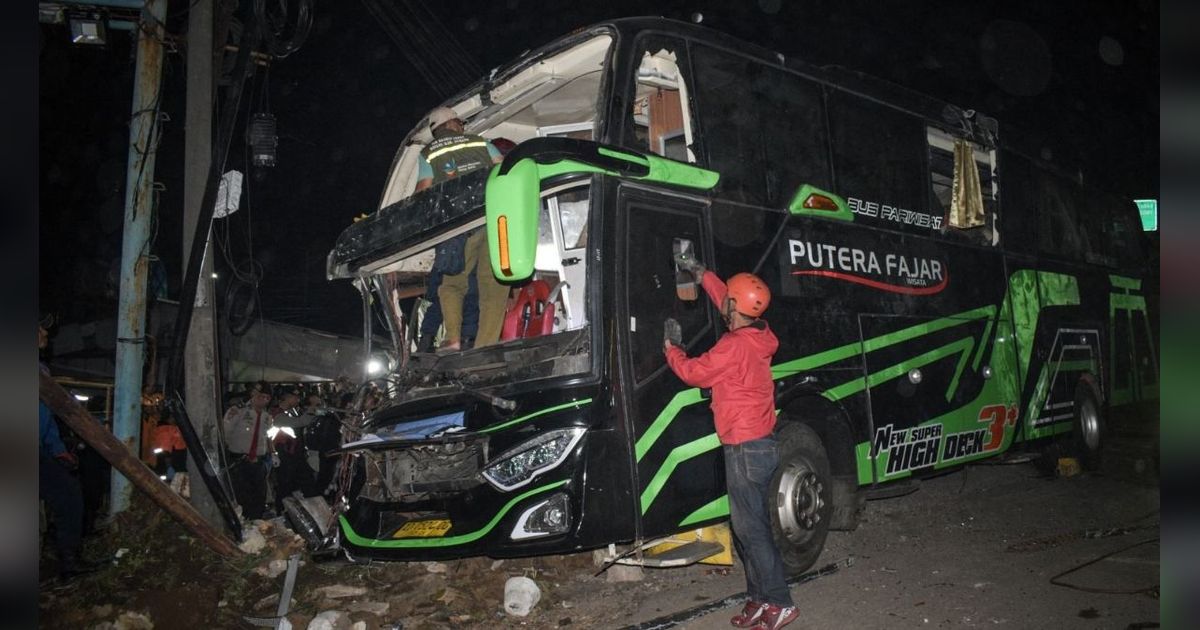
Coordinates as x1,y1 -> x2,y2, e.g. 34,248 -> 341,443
634,541 -> 727,568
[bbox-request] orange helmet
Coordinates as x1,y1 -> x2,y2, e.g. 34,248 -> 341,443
726,273 -> 771,318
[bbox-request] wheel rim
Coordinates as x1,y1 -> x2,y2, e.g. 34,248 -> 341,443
1078,396 -> 1101,452
775,461 -> 824,543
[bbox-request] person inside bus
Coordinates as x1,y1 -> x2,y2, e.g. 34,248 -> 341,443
414,108 -> 511,351
662,256 -> 799,630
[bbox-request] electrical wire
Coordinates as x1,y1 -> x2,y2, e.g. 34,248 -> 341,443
1049,537 -> 1159,596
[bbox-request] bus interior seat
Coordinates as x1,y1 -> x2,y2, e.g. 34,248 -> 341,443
501,279 -> 558,340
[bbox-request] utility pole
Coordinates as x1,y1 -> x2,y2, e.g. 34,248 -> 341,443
183,0 -> 223,527
111,0 -> 168,515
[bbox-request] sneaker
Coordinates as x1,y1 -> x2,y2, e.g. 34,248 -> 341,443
730,600 -> 767,628
752,604 -> 799,630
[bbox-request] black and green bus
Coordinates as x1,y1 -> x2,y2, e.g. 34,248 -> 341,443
313,17 -> 1156,574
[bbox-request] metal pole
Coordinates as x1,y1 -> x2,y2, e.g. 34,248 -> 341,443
182,0 -> 223,529
111,0 -> 168,515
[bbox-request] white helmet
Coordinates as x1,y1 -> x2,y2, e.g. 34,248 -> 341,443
427,106 -> 460,132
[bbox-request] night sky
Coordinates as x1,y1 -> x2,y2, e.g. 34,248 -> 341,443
38,0 -> 1158,336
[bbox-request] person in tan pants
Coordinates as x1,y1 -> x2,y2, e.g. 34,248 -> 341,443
438,228 -> 510,350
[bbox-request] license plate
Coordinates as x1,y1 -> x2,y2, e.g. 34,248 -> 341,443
392,519 -> 452,538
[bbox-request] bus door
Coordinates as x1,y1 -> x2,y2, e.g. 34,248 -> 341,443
616,185 -> 725,540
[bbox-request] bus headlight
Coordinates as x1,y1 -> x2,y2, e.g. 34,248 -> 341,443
511,492 -> 571,540
482,428 -> 585,491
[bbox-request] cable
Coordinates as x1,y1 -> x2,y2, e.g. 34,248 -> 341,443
1049,538 -> 1159,596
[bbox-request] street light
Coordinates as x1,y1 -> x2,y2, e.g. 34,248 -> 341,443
68,11 -> 107,46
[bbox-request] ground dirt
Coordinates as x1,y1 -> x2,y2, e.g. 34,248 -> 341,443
40,409 -> 1158,629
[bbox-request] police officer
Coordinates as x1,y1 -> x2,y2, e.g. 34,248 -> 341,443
415,107 -> 511,351
222,382 -> 274,520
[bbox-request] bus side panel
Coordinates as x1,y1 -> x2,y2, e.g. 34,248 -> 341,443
764,213 -> 1020,483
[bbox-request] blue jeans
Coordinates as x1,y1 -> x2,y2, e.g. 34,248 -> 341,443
725,437 -> 793,607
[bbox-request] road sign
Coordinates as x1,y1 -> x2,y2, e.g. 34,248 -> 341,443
1134,199 -> 1157,231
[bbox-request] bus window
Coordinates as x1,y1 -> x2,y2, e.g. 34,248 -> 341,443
998,150 -> 1037,256
690,45 -> 831,208
827,90 -> 928,232
626,39 -> 696,164
626,203 -> 709,385
927,126 -> 999,246
534,183 -> 591,331
1036,172 -> 1088,263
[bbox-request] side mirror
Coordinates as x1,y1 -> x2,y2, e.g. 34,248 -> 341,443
673,237 -> 698,301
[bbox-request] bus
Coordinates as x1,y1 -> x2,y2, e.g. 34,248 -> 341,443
306,17 -> 1157,574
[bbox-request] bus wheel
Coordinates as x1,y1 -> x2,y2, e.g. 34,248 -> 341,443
1071,380 -> 1105,470
770,422 -> 832,576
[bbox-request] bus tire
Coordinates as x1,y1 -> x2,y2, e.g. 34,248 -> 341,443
1071,379 -> 1105,470
769,421 -> 833,576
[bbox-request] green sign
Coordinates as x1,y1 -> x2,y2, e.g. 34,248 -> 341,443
1134,199 -> 1157,231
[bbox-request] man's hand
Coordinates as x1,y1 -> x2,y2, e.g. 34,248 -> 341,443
54,451 -> 79,471
663,318 -> 683,353
673,252 -> 706,279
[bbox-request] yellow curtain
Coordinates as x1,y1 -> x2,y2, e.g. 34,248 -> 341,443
950,138 -> 986,228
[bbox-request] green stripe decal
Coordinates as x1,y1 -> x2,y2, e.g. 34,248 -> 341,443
823,337 -> 975,402
640,433 -> 721,515
1108,275 -> 1141,290
339,479 -> 569,548
855,442 -> 873,484
479,399 -> 593,434
972,311 -> 996,371
679,494 -> 730,527
635,389 -> 707,462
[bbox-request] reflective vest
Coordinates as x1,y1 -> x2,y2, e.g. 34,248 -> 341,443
421,133 -> 495,185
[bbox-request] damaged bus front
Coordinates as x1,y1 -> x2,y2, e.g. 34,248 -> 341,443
317,26 -> 634,561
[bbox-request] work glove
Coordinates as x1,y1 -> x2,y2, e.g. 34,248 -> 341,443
673,251 -> 706,279
663,318 -> 683,349
54,451 -> 79,471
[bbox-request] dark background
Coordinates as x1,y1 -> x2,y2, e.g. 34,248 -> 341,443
37,0 -> 1159,336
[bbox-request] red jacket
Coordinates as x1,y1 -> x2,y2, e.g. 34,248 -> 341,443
665,271 -> 779,445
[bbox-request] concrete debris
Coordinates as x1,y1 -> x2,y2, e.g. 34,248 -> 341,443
491,559 -> 505,570
604,564 -> 644,583
504,576 -> 541,617
351,623 -> 367,630
437,587 -> 464,604
255,558 -> 289,578
346,601 -> 390,616
306,610 -> 351,630
313,584 -> 368,599
91,611 -> 154,630
238,524 -> 268,554
423,561 -> 447,574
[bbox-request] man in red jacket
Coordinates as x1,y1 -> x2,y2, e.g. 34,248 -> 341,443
663,255 -> 798,630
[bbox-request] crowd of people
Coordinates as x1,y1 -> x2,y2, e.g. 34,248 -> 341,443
37,310 -> 360,580
219,380 -> 351,521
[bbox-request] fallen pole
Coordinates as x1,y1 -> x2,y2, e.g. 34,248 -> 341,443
39,371 -> 243,558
